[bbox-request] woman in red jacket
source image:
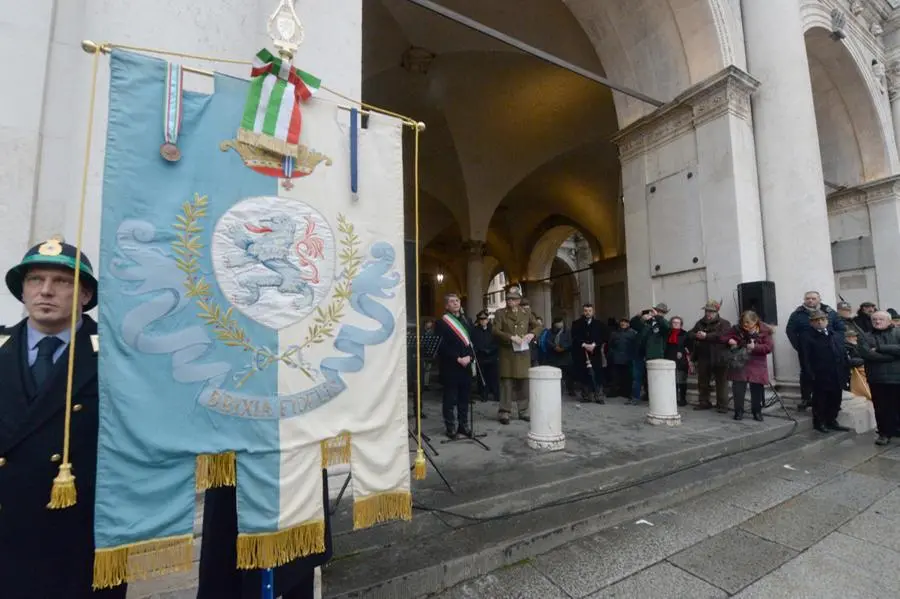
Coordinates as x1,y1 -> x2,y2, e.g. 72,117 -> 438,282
724,311 -> 774,421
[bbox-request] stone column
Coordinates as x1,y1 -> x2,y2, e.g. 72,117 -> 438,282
611,67 -> 766,324
865,177 -> 900,310
743,0 -> 836,382
0,0 -> 54,321
889,62 -> 900,157
528,280 -> 553,325
464,240 -> 487,316
527,366 -> 565,451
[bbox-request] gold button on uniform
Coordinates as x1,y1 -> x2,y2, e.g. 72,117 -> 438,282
72,404 -> 83,412
0,457 -> 6,467
51,454 -> 61,463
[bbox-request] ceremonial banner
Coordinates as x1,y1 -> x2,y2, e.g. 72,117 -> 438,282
93,50 -> 409,586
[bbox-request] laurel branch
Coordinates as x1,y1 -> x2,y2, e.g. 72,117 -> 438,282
172,193 -> 359,385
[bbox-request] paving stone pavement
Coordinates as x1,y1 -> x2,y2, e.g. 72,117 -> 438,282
433,434 -> 900,599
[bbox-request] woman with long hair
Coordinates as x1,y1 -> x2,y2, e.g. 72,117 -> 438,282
664,316 -> 691,406
723,311 -> 774,421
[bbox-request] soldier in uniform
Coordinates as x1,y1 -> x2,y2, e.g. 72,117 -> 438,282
0,239 -> 127,599
492,286 -> 541,424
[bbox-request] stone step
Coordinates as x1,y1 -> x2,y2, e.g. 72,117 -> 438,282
322,419 -> 851,599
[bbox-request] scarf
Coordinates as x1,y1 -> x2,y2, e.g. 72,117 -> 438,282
742,322 -> 760,336
667,329 -> 681,345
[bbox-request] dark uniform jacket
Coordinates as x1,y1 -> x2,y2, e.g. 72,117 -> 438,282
198,470 -> 333,598
570,317 -> 607,372
434,313 -> 475,384
798,327 -> 847,390
471,323 -> 498,366
0,317 -> 126,599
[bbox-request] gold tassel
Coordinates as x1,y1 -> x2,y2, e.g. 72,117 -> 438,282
236,520 -> 325,570
92,534 -> 194,589
47,463 -> 77,509
320,431 -> 352,468
196,452 -> 237,491
413,448 -> 427,481
353,491 -> 412,530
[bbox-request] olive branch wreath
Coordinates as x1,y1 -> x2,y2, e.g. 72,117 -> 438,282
172,193 -> 361,387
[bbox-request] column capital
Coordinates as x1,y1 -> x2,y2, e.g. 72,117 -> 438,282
612,66 -> 760,163
462,240 -> 487,257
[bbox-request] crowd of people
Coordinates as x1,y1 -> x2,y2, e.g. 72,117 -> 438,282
428,287 -> 900,446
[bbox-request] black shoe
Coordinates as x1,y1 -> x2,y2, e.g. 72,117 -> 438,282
814,424 -> 830,433
457,426 -> 472,438
733,412 -> 743,421
445,428 -> 458,440
677,399 -> 687,407
875,435 -> 891,446
752,413 -> 764,422
797,400 -> 810,412
826,422 -> 851,432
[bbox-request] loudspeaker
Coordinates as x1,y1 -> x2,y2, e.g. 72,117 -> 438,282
737,281 -> 778,326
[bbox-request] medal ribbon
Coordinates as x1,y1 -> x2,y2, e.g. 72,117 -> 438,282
164,62 -> 184,148
350,108 -> 359,200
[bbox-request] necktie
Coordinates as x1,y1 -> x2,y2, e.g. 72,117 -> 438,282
32,336 -> 63,390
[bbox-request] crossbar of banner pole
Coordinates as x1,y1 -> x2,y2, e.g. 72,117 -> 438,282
401,0 -> 666,108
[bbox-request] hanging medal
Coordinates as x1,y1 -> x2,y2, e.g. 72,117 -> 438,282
161,62 -> 184,162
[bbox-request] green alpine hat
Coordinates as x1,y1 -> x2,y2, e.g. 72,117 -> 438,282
5,237 -> 98,310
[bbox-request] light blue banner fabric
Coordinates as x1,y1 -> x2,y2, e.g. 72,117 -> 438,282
95,50 -> 281,548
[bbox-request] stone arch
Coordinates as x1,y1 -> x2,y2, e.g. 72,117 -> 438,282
564,0 -> 739,127
526,218 -> 602,281
800,7 -> 899,181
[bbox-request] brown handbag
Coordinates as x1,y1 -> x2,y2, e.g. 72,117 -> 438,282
850,367 -> 872,401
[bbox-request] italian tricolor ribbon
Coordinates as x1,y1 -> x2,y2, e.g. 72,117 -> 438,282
238,48 -> 321,158
442,313 -> 471,347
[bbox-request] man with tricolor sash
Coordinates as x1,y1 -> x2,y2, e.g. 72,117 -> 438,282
434,293 -> 476,440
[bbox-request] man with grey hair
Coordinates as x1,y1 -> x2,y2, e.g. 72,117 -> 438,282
857,310 -> 900,445
786,291 -> 845,410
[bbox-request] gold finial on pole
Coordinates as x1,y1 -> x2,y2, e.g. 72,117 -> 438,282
268,0 -> 305,60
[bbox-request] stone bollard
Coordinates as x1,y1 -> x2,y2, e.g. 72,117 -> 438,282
527,366 -> 566,451
646,359 -> 682,426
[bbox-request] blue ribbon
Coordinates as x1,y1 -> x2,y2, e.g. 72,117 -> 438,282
350,108 -> 359,200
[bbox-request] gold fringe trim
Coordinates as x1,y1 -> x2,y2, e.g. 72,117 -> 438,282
353,491 -> 413,530
321,431 -> 352,467
196,451 -> 237,491
47,463 -> 77,509
237,128 -> 298,159
413,449 -> 427,481
92,534 -> 194,589
236,520 -> 325,570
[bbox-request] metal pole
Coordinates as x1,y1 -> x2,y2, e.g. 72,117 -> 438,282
401,0 -> 665,108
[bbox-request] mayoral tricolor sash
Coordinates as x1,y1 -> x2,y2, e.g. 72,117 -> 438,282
92,50 -> 409,587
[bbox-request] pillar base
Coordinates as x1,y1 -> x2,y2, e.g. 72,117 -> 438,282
526,434 -> 566,451
646,412 -> 683,427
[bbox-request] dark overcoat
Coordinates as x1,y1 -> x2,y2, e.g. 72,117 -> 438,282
570,317 -> 607,375
0,317 -> 126,599
434,313 -> 475,384
798,327 -> 847,390
197,470 -> 333,598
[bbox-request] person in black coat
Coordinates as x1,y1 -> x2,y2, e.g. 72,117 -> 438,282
786,292 -> 846,410
197,472 -> 333,599
471,310 -> 500,402
798,311 -> 852,434
434,293 -> 475,439
0,240 -> 126,599
570,304 -> 608,404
